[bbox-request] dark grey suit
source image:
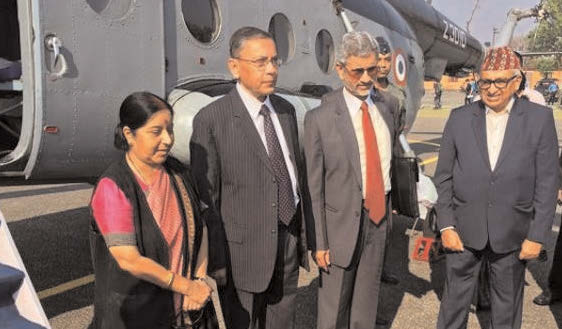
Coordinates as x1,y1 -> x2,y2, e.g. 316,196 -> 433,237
304,88 -> 398,329
190,87 -> 310,329
435,99 -> 559,329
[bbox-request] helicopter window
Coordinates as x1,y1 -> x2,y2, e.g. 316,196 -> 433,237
86,0 -> 133,19
182,0 -> 221,44
315,30 -> 334,73
268,13 -> 295,64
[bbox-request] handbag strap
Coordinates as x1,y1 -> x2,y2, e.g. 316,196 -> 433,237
172,173 -> 197,326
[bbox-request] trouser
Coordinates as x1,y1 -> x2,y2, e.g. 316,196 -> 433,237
437,246 -> 525,329
549,217 -> 562,292
317,208 -> 387,329
225,222 -> 299,329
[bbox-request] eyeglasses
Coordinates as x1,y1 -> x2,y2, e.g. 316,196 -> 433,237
341,64 -> 378,79
234,56 -> 282,70
477,75 -> 519,90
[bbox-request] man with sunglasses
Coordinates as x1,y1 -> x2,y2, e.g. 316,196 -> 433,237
435,46 -> 559,329
190,27 -> 311,329
304,31 -> 400,329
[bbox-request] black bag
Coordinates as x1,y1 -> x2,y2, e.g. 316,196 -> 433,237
422,207 -> 440,238
391,156 -> 420,218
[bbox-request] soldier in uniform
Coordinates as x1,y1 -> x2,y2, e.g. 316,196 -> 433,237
374,36 -> 407,134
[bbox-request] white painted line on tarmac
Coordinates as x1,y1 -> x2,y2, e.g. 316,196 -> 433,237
37,274 -> 95,300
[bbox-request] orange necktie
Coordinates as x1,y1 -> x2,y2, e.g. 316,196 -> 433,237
360,101 -> 385,224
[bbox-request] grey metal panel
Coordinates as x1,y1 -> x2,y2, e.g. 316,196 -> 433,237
26,0 -> 165,179
165,0 -> 347,93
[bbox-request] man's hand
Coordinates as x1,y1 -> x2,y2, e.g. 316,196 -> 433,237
519,239 -> 542,260
441,229 -> 464,252
314,250 -> 331,272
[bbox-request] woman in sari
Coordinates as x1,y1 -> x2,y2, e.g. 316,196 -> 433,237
89,92 -> 216,328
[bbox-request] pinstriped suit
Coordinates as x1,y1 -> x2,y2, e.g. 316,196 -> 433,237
190,86 -> 311,329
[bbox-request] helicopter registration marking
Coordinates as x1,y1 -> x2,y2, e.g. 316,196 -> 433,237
443,20 -> 467,49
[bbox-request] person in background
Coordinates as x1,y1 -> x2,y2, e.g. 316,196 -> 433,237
533,152 -> 562,306
435,46 -> 558,329
433,81 -> 442,109
372,36 -> 403,288
516,71 -> 546,105
547,81 -> 559,106
90,92 -> 217,329
374,36 -> 406,134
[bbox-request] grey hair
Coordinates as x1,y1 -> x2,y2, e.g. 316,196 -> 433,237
229,26 -> 273,58
336,31 -> 379,64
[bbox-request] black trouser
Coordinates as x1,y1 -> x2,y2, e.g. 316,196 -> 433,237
549,221 -> 562,292
223,221 -> 300,329
437,246 -> 526,329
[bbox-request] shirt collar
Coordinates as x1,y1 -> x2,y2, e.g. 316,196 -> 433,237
236,82 -> 273,120
342,87 -> 375,116
485,97 -> 515,115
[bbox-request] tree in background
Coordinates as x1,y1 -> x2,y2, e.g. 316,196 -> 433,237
537,57 -> 557,78
527,0 -> 562,52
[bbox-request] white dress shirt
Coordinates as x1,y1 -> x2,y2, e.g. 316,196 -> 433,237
486,97 -> 514,171
342,87 -> 392,194
236,83 -> 299,205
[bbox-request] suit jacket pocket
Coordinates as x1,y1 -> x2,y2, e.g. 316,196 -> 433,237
513,202 -> 533,214
225,222 -> 245,244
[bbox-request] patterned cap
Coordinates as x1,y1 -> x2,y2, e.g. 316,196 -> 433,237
481,46 -> 521,71
375,36 -> 391,55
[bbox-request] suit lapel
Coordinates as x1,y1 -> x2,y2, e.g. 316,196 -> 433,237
230,88 -> 274,174
493,98 -> 524,172
334,91 -> 362,188
471,102 -> 492,171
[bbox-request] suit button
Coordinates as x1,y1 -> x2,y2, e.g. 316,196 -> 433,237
272,178 -> 276,183
488,202 -> 492,207
272,203 -> 276,207
271,229 -> 277,234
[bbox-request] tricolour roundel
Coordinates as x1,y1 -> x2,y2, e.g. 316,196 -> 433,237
392,49 -> 407,87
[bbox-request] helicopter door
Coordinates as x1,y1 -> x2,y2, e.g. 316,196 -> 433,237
25,1 -> 165,179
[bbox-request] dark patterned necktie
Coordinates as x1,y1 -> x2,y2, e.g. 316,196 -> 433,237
260,105 -> 296,225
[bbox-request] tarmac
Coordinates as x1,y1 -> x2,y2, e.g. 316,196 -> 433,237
1,91 -> 561,329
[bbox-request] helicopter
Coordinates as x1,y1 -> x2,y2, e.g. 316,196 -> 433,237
0,0 -> 483,181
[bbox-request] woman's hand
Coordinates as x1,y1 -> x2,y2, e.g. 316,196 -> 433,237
183,294 -> 206,311
183,279 -> 212,306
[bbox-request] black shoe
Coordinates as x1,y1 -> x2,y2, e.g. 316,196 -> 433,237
533,291 -> 562,306
376,317 -> 389,326
381,272 -> 399,285
537,249 -> 548,262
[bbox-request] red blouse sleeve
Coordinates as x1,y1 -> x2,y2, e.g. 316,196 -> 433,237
91,178 -> 136,247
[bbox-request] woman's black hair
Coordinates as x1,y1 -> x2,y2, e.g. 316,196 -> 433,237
114,91 -> 174,151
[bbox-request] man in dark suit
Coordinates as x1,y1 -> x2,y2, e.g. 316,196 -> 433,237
435,46 -> 559,329
190,27 -> 310,329
304,31 -> 399,329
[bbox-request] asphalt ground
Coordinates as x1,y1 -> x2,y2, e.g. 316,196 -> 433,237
1,91 -> 562,329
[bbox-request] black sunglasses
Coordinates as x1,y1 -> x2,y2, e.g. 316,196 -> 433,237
477,75 -> 519,90
341,64 -> 378,79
